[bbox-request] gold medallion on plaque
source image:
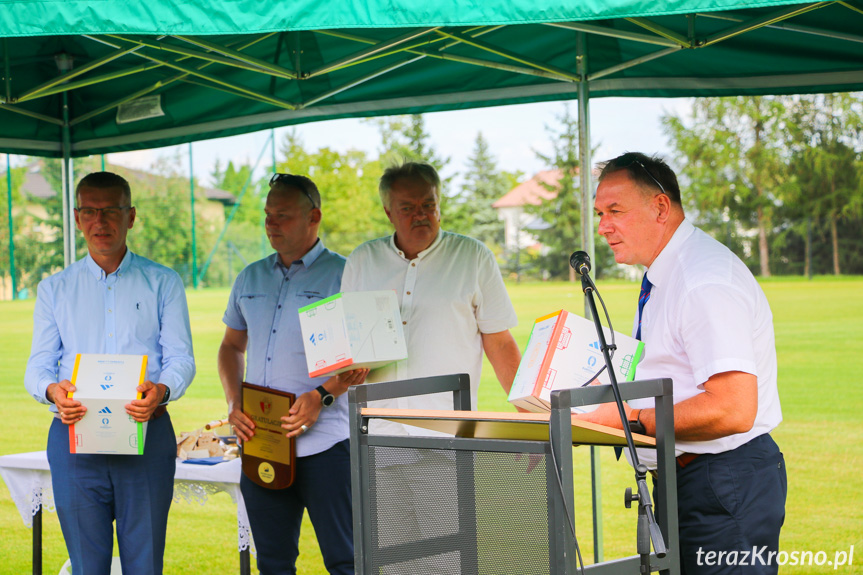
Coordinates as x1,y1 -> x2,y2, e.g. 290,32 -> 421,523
241,383 -> 296,489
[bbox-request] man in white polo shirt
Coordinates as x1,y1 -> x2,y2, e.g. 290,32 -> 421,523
341,161 -> 521,424
341,161 -> 521,574
582,152 -> 786,575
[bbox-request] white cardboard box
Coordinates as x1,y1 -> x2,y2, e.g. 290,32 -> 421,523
69,354 -> 148,455
298,291 -> 407,378
508,310 -> 645,413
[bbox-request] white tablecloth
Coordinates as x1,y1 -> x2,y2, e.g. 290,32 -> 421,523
0,451 -> 254,553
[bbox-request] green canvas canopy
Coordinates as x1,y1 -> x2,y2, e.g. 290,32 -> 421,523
1,0 -> 861,157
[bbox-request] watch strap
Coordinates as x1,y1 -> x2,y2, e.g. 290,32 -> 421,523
316,385 -> 334,407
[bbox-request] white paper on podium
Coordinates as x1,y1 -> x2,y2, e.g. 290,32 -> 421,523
70,353 -> 148,455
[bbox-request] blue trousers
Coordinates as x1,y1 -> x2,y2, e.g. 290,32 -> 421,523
241,439 -> 354,575
668,434 -> 787,575
47,414 -> 176,575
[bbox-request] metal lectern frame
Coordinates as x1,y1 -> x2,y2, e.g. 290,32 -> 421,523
348,374 -> 679,575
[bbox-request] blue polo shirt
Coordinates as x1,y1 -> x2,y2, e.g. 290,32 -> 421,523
223,239 -> 346,457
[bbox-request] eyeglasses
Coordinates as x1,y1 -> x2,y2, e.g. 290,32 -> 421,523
620,157 -> 667,196
75,206 -> 133,221
269,173 -> 319,209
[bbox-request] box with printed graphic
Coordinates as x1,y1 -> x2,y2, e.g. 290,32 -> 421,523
298,291 -> 407,378
508,310 -> 645,413
68,353 -> 148,455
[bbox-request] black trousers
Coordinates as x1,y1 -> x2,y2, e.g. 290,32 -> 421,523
660,434 -> 787,574
241,439 -> 354,575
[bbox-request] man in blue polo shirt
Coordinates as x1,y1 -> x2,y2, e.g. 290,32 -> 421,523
25,171 -> 196,574
218,174 -> 367,575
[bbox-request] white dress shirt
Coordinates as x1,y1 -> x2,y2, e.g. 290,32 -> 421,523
631,218 -> 782,467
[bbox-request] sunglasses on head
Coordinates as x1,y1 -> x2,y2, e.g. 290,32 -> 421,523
618,156 -> 667,196
269,173 -> 319,209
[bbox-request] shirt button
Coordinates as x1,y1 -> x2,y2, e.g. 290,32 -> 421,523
278,305 -> 282,309
267,357 -> 271,361
411,263 -> 416,267
406,291 -> 411,295
402,321 -> 407,325
108,309 -> 112,313
108,333 -> 113,337
108,287 -> 112,290
272,329 -> 277,333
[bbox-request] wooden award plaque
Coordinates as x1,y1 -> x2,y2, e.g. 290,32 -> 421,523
241,383 -> 296,489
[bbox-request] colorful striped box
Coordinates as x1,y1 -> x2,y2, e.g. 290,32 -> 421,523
508,310 -> 644,413
69,353 -> 148,455
298,291 -> 407,378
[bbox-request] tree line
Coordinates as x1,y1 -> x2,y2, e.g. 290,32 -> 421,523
663,93 -> 863,277
3,93 -> 862,298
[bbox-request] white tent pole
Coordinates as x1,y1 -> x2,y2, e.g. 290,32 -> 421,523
577,30 -> 604,563
61,90 -> 75,268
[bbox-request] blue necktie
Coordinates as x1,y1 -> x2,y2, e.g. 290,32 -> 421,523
616,272 -> 653,460
636,272 -> 652,341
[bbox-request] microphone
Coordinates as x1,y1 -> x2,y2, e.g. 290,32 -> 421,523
569,251 -> 591,276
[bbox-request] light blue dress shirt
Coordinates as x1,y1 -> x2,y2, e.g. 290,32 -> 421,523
25,250 -> 196,410
223,239 -> 346,458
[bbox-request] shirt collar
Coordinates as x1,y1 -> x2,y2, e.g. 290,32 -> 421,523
388,230 -> 443,261
271,238 -> 325,273
84,248 -> 133,281
645,218 -> 694,287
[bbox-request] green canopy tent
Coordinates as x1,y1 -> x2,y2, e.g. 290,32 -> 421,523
2,0 -> 862,267
2,1 -> 862,569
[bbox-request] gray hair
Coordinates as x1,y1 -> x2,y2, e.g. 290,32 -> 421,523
379,161 -> 441,208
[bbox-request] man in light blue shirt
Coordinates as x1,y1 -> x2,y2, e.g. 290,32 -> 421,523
219,174 -> 366,575
24,171 -> 196,575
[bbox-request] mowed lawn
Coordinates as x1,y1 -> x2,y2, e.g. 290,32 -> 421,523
1,278 -> 861,574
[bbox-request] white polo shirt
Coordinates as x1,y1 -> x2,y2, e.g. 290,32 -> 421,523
342,231 -> 518,435
631,218 -> 782,467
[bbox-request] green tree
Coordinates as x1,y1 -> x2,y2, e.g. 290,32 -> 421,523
0,162 -> 27,298
663,96 -> 792,276
459,132 -> 515,247
528,106 -> 583,282
785,93 -> 863,275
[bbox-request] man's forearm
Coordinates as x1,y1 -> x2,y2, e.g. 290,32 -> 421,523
218,344 -> 245,409
482,331 -> 522,394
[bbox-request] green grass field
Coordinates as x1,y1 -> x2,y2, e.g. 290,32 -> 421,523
2,278 -> 862,574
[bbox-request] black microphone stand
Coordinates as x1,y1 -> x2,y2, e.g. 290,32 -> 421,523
577,268 -> 667,572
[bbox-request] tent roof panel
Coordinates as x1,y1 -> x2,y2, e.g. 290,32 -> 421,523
1,1 -> 861,157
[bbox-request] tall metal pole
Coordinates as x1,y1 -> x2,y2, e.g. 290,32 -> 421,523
101,154 -> 105,171
61,91 -> 75,268
576,31 -> 603,563
5,154 -> 16,300
189,142 -> 198,288
266,129 -> 276,258
271,128 -> 277,173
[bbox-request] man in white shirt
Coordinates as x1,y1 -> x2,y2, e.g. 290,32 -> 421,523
582,152 -> 786,575
341,161 -> 521,573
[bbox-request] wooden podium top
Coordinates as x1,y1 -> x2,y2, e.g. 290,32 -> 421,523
361,408 -> 655,447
